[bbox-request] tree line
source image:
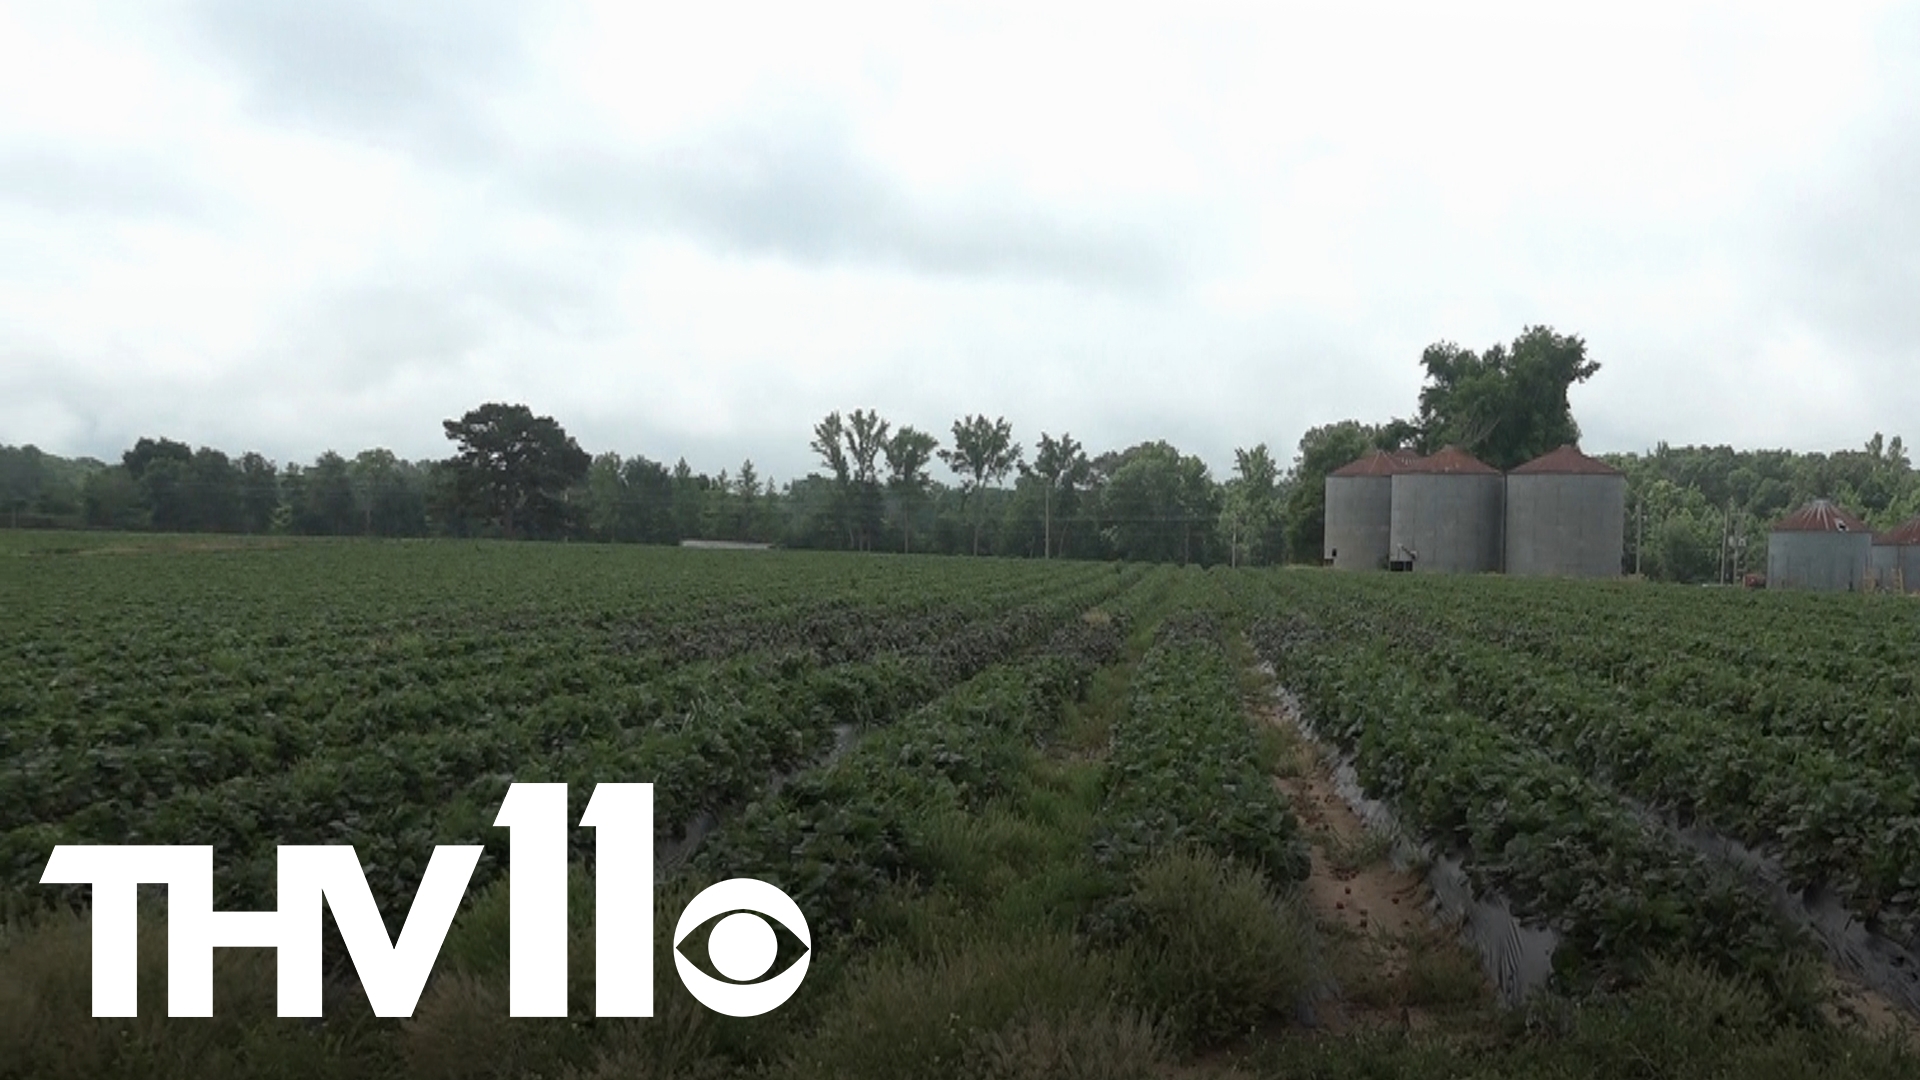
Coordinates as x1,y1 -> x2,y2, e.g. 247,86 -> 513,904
4,325 -> 1916,577
0,404 -> 1278,564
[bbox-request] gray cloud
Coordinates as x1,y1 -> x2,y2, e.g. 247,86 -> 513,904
184,0 -> 532,162
0,142 -> 215,219
519,115 -> 1188,294
182,1 -> 1186,295
265,284 -> 488,384
1766,108 -> 1920,366
8,5 -> 1920,479
240,252 -> 625,392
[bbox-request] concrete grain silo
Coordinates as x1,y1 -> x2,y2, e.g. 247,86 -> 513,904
1503,445 -> 1626,578
1869,518 -> 1920,593
1767,499 -> 1870,591
1323,449 -> 1418,570
1388,447 -> 1504,573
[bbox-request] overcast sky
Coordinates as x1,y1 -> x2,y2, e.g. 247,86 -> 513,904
2,1 -> 1916,482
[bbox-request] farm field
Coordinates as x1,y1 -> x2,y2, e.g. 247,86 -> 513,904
1,532 -> 1917,1078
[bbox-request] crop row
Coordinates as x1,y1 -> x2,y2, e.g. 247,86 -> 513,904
0,555 -> 1128,752
1396,630 -> 1919,944
1247,599 -> 1813,1001
1331,575 -> 1920,771
1278,575 -> 1920,946
696,608 -> 1135,938
1091,610 -> 1309,888
7,561 -> 1144,914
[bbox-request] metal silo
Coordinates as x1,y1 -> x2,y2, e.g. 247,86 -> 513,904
1503,445 -> 1626,578
1869,518 -> 1920,593
1323,449 -> 1417,570
1767,500 -> 1871,591
1388,446 -> 1504,573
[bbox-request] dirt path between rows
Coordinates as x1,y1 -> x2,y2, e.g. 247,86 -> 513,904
1250,669 -> 1920,1050
1248,687 -> 1491,1033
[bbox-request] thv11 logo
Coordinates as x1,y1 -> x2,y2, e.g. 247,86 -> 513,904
40,782 -> 809,1020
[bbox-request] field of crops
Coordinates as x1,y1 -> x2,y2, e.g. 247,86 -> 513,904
2,531 -> 1917,1078
1248,574 -> 1920,1009
0,535 -> 1147,916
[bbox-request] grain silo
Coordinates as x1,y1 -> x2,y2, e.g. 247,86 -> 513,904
1869,518 -> 1920,593
1323,449 -> 1418,570
1503,445 -> 1626,578
1388,446 -> 1504,573
1767,499 -> 1870,591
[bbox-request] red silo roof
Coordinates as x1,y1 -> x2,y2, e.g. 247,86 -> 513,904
1771,499 -> 1869,534
1329,449 -> 1421,477
1399,446 -> 1500,475
1508,444 -> 1623,476
1872,517 -> 1920,546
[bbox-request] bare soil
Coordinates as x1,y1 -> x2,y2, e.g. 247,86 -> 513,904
1827,975 -> 1920,1050
1250,690 -> 1491,1033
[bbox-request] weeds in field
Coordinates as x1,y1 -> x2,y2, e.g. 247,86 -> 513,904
1319,828 -> 1395,876
1117,847 -> 1320,1049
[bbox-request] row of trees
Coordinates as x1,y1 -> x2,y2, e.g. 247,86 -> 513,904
0,407 -> 1300,564
1608,434 -> 1920,583
796,416 -> 1238,564
8,325 -> 1919,576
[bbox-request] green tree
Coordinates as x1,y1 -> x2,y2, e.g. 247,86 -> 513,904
1100,441 -> 1219,564
844,409 -> 890,550
670,459 -> 705,541
237,452 -> 280,534
141,457 -> 192,532
1411,326 -> 1600,469
1603,435 -> 1920,580
441,403 -> 591,539
11,447 -> 94,524
185,448 -> 243,532
585,451 -> 629,541
83,467 -> 144,530
621,455 -> 677,543
1220,443 -> 1283,566
351,448 -> 425,536
938,415 -> 1022,555
734,460 -> 771,542
122,437 -> 192,482
810,411 -> 853,548
0,445 -> 44,527
1023,432 -> 1091,559
884,426 -> 939,553
287,452 -> 360,535
808,409 -> 892,549
122,437 -> 194,531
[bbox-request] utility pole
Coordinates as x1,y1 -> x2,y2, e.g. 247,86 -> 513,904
1043,482 -> 1052,560
1732,509 -> 1748,581
1728,495 -> 1743,580
1635,499 -> 1644,577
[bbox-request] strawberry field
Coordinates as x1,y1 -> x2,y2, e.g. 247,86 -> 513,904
0,538 -> 1148,917
1248,571 -> 1920,1012
1,533 -> 1915,1078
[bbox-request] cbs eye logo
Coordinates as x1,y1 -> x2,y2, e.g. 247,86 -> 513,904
673,878 -> 812,1016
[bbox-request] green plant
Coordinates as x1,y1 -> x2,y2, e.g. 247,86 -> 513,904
1116,847 -> 1320,1050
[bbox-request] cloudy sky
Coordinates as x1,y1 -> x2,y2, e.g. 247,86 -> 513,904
2,1 -> 1916,482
